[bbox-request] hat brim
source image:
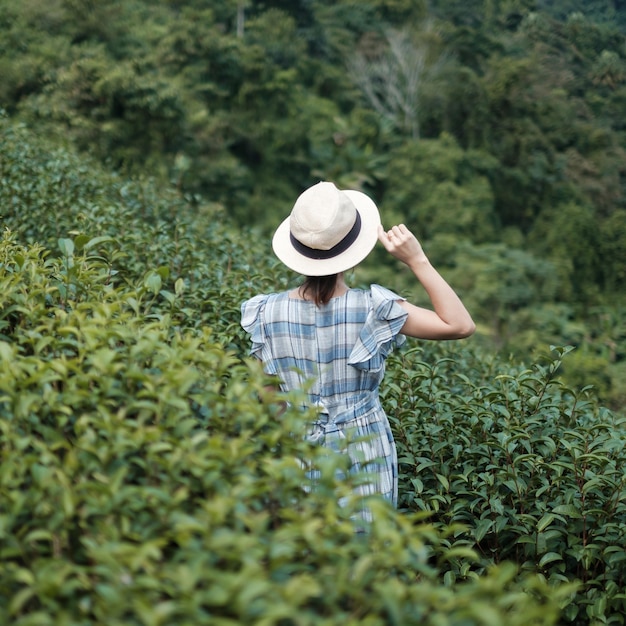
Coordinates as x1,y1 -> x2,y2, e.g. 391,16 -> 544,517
272,189 -> 381,276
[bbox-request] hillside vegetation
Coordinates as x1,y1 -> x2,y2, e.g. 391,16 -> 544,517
1,0 -> 625,406
1,1 -> 626,623
1,96 -> 626,625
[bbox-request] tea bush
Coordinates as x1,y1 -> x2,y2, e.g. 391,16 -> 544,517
384,344 -> 626,624
0,232 -> 572,625
0,115 -> 290,346
0,114 -> 611,623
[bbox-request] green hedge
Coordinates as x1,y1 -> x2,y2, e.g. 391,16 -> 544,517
0,115 -> 288,344
0,232 -> 571,625
384,345 -> 626,624
2,114 -> 622,623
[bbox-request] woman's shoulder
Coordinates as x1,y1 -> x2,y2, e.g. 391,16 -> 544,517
363,284 -> 408,322
241,291 -> 290,330
242,290 -> 290,306
368,283 -> 405,302
346,284 -> 405,306
347,284 -> 409,371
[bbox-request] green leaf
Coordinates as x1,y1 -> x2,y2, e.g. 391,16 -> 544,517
83,235 -> 115,250
156,265 -> 170,280
537,514 -> 555,532
73,234 -> 90,251
539,552 -> 563,568
58,237 -> 74,257
144,273 -> 162,295
474,518 -> 493,543
551,504 -> 582,519
436,473 -> 449,490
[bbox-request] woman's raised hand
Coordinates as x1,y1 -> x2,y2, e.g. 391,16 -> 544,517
377,224 -> 427,268
376,223 -> 475,340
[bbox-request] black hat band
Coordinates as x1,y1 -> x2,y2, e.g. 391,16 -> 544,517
289,211 -> 362,260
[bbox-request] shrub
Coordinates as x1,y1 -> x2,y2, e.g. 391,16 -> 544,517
385,343 -> 626,624
0,115 -> 290,347
0,233 -> 571,625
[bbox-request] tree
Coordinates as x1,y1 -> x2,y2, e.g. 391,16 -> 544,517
529,202 -> 603,302
348,25 -> 447,138
599,210 -> 626,293
590,49 -> 626,88
445,242 -> 560,346
382,134 -> 499,243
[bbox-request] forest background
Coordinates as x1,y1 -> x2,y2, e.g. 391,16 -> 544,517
1,0 -> 625,407
2,1 -> 626,623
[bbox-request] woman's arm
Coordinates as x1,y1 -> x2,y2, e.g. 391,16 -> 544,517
377,224 -> 476,340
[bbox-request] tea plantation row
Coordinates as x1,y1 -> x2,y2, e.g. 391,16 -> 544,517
1,116 -> 624,624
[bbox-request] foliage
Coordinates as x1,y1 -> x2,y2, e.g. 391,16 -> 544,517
0,116 -> 290,345
382,134 -> 498,242
1,0 -> 626,407
0,213 -> 569,625
348,24 -> 447,139
384,343 -> 626,624
1,19 -> 626,619
0,109 -> 582,625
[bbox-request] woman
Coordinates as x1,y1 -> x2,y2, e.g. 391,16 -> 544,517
241,181 -> 474,510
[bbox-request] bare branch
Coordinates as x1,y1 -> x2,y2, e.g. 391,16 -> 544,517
348,24 -> 445,139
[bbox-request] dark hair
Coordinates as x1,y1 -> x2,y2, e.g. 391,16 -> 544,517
301,274 -> 338,306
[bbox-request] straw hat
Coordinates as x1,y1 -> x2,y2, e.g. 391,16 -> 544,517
272,181 -> 381,276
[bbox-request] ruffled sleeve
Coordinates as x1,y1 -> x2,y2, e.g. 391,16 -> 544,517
348,284 -> 408,372
240,295 -> 277,374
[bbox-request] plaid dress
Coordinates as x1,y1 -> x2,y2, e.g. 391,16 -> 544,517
240,284 -> 408,507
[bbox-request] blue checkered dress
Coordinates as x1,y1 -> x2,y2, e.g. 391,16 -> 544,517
240,284 -> 408,508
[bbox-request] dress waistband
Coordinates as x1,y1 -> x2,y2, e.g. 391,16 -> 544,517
306,392 -> 380,447
314,391 -> 380,420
